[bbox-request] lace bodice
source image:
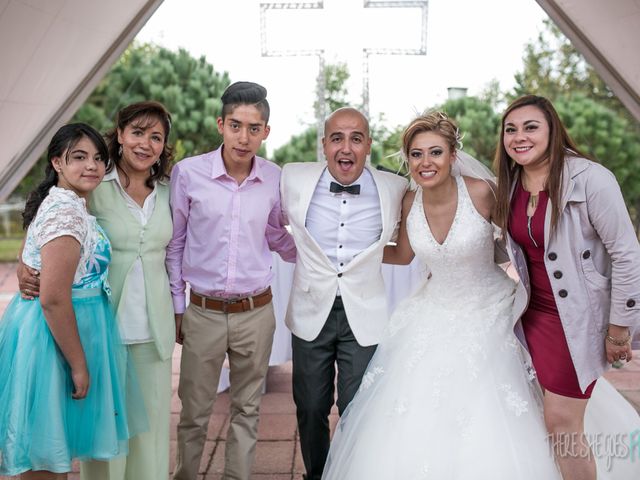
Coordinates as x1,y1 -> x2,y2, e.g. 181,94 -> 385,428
407,175 -> 507,301
22,186 -> 111,290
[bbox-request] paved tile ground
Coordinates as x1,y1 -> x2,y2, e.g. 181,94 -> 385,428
0,261 -> 638,479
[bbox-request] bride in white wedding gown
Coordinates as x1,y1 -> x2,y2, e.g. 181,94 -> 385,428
321,113 -> 640,480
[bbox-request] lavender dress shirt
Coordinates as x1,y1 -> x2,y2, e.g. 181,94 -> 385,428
166,146 -> 296,314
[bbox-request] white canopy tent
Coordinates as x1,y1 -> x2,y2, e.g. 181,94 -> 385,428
535,0 -> 640,121
0,0 -> 638,202
0,0 -> 163,201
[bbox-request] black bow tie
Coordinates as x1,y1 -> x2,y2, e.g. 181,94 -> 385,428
329,181 -> 360,195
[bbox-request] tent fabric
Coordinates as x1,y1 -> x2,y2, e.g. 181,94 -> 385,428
0,0 -> 163,201
536,0 -> 640,121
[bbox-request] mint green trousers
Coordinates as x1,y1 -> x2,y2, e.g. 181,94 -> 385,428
81,342 -> 172,480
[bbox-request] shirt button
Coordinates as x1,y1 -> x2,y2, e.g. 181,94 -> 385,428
340,262 -> 344,266
342,200 -> 347,204
339,245 -> 343,249
548,252 -> 557,261
627,299 -> 636,308
582,250 -> 591,259
340,223 -> 344,227
558,289 -> 568,298
553,271 -> 563,279
337,273 -> 343,278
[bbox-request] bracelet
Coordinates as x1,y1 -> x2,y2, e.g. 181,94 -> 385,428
605,333 -> 631,347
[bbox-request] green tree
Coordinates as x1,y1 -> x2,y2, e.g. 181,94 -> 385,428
370,118 -> 406,175
554,95 -> 640,231
274,63 -> 352,165
512,19 -> 632,122
272,127 -> 318,164
83,43 -> 230,155
315,62 -> 351,114
13,42 -> 231,197
438,96 -> 501,167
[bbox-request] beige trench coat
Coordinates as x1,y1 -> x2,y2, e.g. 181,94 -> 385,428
505,156 -> 640,392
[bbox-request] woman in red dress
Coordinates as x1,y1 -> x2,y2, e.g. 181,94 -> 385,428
493,95 -> 640,480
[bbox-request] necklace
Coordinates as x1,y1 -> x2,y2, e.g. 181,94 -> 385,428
521,173 -> 545,216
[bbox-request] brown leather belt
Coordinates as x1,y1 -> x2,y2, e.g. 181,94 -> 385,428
190,287 -> 272,314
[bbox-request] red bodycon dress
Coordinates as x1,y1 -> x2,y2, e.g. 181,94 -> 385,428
509,181 -> 596,399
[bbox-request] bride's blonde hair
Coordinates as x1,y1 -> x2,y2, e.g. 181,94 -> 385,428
401,111 -> 461,158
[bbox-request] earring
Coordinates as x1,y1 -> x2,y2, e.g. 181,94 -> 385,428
118,145 -> 123,157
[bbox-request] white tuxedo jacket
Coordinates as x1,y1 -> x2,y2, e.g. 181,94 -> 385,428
281,162 -> 407,346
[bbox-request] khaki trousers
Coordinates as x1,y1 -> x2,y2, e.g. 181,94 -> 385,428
173,301 -> 276,480
81,342 -> 173,480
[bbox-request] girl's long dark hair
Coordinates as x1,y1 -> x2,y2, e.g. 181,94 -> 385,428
22,123 -> 109,229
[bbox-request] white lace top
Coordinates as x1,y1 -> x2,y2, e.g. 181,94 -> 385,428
22,186 -> 110,289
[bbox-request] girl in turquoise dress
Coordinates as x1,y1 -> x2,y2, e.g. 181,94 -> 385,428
0,123 -> 145,478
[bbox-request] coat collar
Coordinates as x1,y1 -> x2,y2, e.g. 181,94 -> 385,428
559,156 -> 590,211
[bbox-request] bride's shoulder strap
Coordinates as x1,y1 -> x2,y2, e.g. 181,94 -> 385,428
460,175 -> 494,223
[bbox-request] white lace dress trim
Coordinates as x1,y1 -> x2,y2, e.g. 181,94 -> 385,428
22,186 -> 99,285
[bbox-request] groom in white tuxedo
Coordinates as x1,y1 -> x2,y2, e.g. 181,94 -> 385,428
280,107 -> 407,479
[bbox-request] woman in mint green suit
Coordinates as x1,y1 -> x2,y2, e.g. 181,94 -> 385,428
82,101 -> 175,480
18,102 -> 175,479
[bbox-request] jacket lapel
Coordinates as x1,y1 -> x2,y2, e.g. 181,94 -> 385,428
370,166 -> 390,239
545,156 -> 589,248
294,162 -> 336,268
298,162 -> 327,220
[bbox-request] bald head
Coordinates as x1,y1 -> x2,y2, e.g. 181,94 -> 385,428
322,107 -> 372,186
324,107 -> 370,136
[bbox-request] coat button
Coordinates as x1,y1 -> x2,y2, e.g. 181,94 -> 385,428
548,252 -> 557,261
582,250 -> 591,259
337,273 -> 343,278
558,289 -> 568,298
627,299 -> 636,308
553,271 -> 563,279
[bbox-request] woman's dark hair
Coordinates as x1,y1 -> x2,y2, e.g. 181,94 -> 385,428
221,81 -> 270,123
105,101 -> 173,189
493,94 -> 590,231
22,123 -> 109,229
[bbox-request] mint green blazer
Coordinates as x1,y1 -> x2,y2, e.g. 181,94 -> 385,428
90,179 -> 175,360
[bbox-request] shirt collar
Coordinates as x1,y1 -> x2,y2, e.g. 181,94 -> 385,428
102,167 -> 158,192
103,168 -> 119,182
211,145 -> 263,182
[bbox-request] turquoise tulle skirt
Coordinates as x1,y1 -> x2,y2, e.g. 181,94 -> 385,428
0,288 -> 147,476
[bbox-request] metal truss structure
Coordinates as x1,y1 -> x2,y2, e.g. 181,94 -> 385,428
260,1 -> 428,160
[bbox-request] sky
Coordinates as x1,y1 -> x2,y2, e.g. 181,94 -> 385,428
136,0 -> 549,155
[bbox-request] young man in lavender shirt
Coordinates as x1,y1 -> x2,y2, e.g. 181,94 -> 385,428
167,82 -> 296,480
